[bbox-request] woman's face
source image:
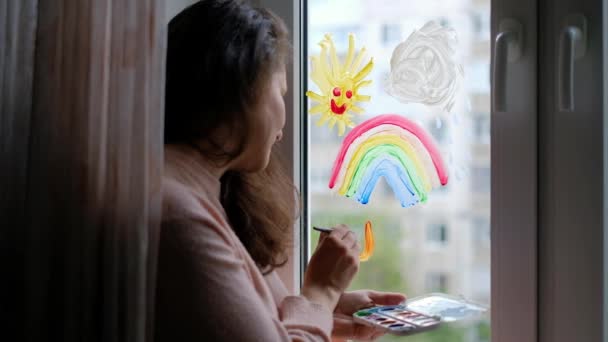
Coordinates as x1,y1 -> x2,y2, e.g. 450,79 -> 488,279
236,67 -> 287,172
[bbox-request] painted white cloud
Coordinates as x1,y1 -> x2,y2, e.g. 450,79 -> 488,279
384,21 -> 464,112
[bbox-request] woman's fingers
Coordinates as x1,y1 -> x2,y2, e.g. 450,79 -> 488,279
317,231 -> 329,244
352,239 -> 360,252
302,223 -> 361,311
330,225 -> 350,239
319,225 -> 360,250
336,226 -> 360,247
369,329 -> 385,340
324,226 -> 358,252
367,290 -> 407,305
340,230 -> 354,241
317,224 -> 349,244
352,321 -> 383,341
341,231 -> 356,250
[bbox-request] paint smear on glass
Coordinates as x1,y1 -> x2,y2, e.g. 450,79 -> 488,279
359,220 -> 375,261
328,114 -> 448,208
384,21 -> 463,112
306,34 -> 374,136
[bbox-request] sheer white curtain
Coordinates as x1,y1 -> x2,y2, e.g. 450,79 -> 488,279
0,1 -> 165,341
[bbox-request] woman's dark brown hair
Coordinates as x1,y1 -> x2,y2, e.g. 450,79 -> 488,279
165,0 -> 296,273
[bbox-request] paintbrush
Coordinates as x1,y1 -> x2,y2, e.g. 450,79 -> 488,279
312,222 -> 375,262
312,226 -> 333,233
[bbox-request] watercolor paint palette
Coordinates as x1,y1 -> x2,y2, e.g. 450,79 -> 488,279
353,293 -> 487,336
353,305 -> 441,335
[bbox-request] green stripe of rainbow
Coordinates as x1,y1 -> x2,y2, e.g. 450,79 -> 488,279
328,114 -> 448,207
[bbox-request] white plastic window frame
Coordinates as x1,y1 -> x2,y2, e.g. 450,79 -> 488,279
259,4 -> 539,342
255,0 -> 304,293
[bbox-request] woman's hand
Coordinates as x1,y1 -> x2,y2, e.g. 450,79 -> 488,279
301,225 -> 360,312
332,290 -> 407,341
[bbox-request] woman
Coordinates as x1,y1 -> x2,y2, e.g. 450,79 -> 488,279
155,1 -> 406,340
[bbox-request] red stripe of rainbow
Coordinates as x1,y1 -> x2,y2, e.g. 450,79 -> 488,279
328,114 -> 449,190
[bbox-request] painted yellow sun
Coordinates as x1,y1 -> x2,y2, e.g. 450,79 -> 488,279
306,34 -> 374,136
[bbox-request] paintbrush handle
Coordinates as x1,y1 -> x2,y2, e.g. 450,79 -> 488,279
312,226 -> 333,233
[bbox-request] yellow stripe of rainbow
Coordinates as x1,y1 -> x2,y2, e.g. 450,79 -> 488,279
338,134 -> 432,196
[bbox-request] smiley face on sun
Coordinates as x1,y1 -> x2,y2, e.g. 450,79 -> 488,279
306,34 -> 374,136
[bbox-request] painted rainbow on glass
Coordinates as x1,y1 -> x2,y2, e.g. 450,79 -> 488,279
328,114 -> 449,207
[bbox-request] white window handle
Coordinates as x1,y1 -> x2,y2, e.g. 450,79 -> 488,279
558,14 -> 587,112
492,19 -> 522,113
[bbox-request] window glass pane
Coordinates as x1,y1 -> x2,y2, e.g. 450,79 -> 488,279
305,0 -> 491,341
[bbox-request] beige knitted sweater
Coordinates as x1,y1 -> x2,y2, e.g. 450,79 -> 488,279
155,145 -> 332,341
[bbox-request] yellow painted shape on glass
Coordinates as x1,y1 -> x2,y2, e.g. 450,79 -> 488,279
306,34 -> 374,136
339,135 -> 432,195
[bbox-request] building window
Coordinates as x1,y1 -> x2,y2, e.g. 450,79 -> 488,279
472,217 -> 490,247
381,23 -> 401,45
473,113 -> 490,144
426,272 -> 449,292
427,223 -> 448,245
471,166 -> 491,193
438,17 -> 450,28
470,8 -> 491,41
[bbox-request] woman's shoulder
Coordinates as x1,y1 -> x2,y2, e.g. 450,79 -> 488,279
162,176 -> 226,230
162,177 -> 198,218
161,177 -> 240,251
159,176 -> 254,274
